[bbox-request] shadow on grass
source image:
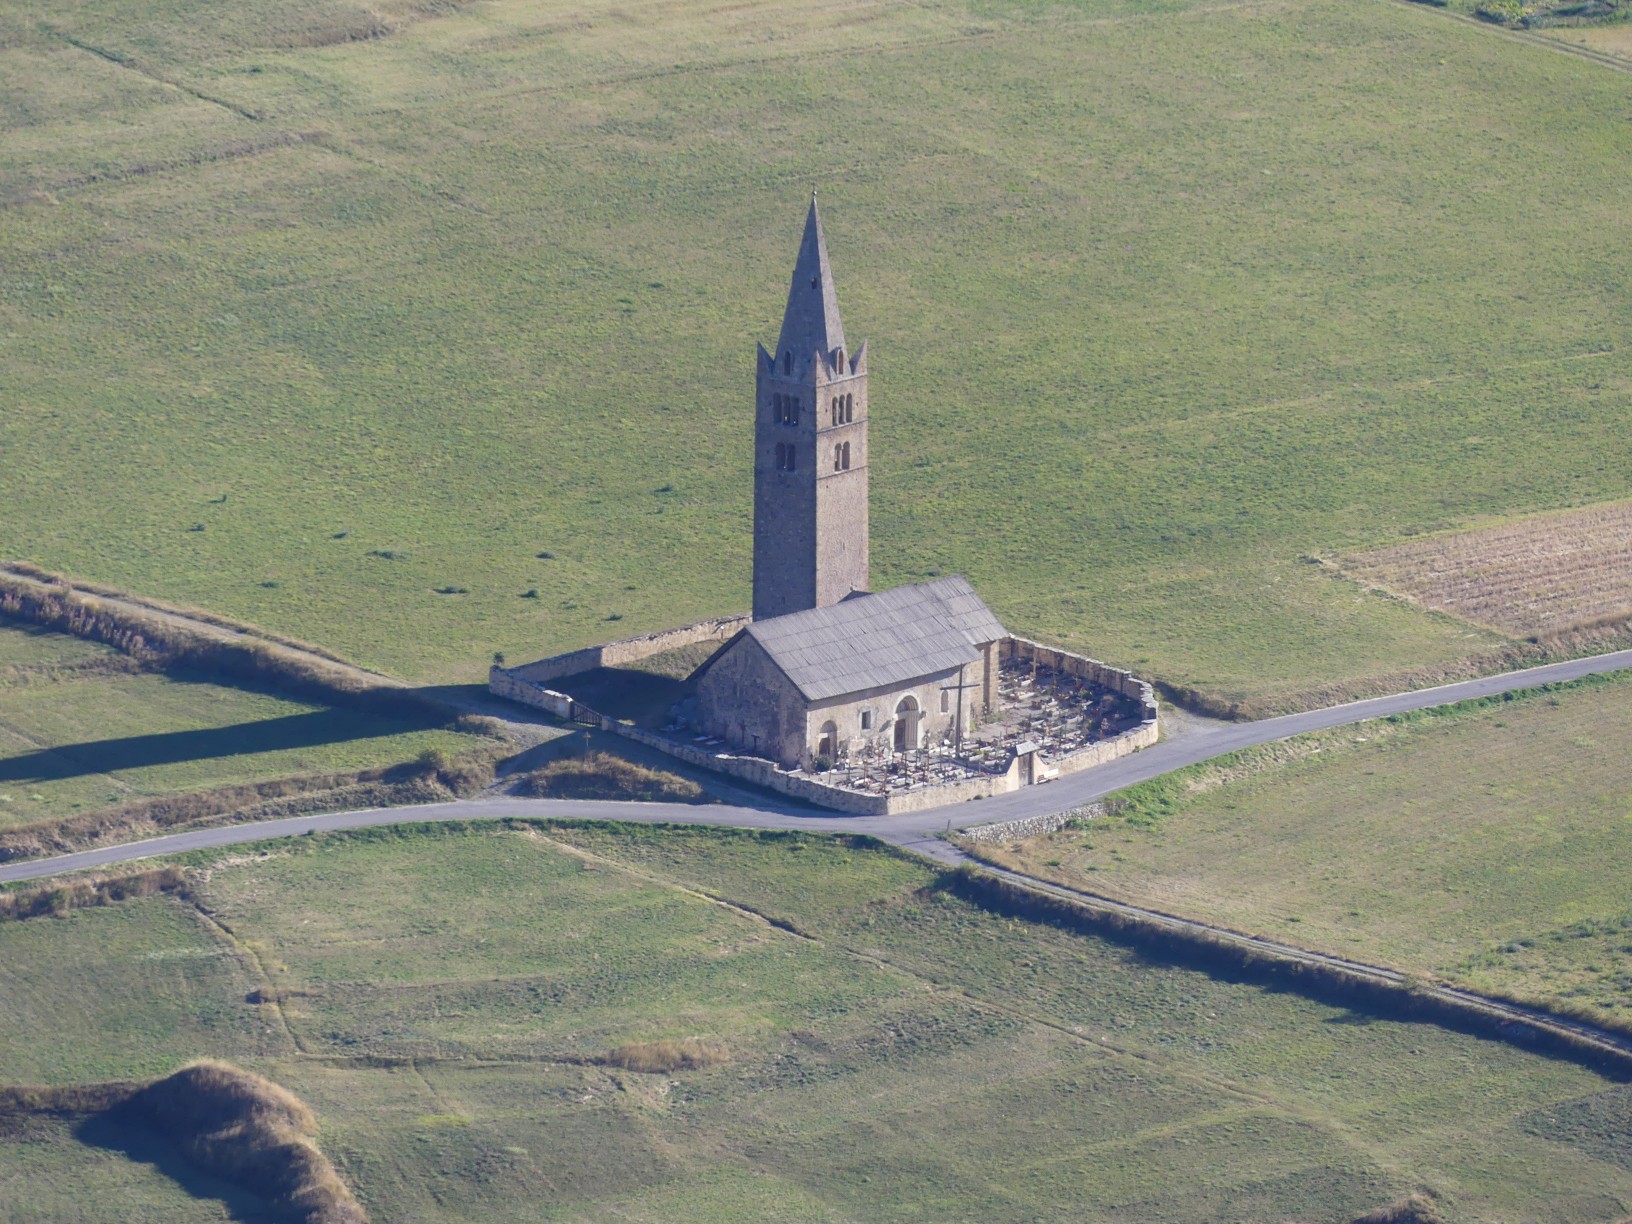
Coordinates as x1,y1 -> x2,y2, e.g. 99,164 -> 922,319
0,705 -> 444,785
559,666 -> 694,726
75,1105 -> 278,1223
933,868 -> 1632,1081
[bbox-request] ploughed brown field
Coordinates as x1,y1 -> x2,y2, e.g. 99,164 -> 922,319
1338,500 -> 1632,641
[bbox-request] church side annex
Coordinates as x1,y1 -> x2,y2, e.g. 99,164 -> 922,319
492,197 -> 1158,814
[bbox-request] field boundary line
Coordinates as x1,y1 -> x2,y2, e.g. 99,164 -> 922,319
181,895 -> 311,1057
521,828 -> 818,941
1389,0 -> 1632,76
38,25 -> 268,121
351,0 -> 1285,120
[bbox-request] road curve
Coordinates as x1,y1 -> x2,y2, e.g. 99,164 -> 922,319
5,646 -> 1631,885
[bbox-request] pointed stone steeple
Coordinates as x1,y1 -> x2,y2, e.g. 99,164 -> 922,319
753,196 -> 870,622
775,192 -> 846,366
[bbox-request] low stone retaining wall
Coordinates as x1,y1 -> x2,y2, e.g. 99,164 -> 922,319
506,614 -> 749,687
961,811 -> 1076,844
492,631 -> 1159,816
1048,719 -> 1160,778
488,667 -> 573,719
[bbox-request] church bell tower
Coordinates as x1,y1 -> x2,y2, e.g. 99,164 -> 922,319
753,195 -> 870,622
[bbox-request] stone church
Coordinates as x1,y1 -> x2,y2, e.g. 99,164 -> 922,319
693,197 -> 1007,770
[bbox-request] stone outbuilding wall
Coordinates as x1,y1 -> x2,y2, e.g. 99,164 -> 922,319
504,614 -> 749,688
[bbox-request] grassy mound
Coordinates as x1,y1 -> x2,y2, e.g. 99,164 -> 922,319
0,1061 -> 366,1223
130,1060 -> 367,1224
515,752 -> 704,803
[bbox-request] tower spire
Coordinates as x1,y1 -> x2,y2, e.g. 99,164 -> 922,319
775,193 -> 846,365
753,197 -> 870,621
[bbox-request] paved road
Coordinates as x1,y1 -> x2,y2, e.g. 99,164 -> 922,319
7,646 -> 1631,885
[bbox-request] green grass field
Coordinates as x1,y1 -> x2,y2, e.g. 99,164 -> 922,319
4,824 -> 1632,1221
1,0 -> 1630,711
977,671 -> 1632,1021
0,620 -> 480,831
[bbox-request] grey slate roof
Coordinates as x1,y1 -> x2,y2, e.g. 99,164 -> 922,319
746,576 -> 1006,702
775,194 -> 846,363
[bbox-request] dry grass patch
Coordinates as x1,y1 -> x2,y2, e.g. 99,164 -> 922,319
515,752 -> 704,804
601,1038 -> 730,1074
1337,501 -> 1632,641
0,865 -> 188,922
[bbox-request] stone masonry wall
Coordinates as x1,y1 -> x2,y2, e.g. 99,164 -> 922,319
1001,637 -> 1160,722
694,634 -> 807,767
961,811 -> 1076,844
507,614 -> 749,687
488,667 -> 574,719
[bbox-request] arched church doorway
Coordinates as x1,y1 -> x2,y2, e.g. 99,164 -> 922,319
893,696 -> 920,752
817,721 -> 837,764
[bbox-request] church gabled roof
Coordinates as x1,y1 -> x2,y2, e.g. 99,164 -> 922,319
743,576 -> 1006,702
774,193 -> 846,364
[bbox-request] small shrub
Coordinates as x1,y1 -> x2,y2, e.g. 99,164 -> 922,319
433,585 -> 469,595
416,747 -> 455,775
602,1038 -> 729,1073
1351,1191 -> 1446,1224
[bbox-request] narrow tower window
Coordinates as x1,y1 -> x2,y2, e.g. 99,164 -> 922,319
833,445 -> 842,472
782,350 -> 792,375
